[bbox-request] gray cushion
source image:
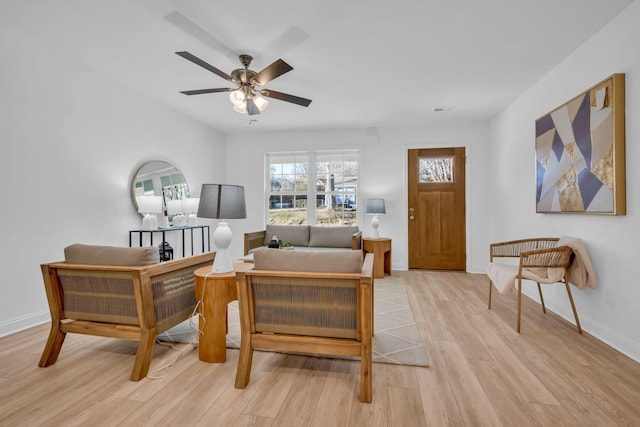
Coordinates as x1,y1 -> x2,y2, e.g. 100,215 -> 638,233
308,226 -> 359,248
264,225 -> 310,247
253,248 -> 362,273
64,244 -> 160,266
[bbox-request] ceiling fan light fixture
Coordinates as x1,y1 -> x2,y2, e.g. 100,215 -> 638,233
229,89 -> 245,106
233,102 -> 247,114
253,94 -> 269,112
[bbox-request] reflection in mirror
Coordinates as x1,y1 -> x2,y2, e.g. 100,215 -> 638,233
131,161 -> 190,216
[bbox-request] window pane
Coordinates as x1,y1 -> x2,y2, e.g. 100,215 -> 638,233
267,151 -> 357,226
419,157 -> 454,183
268,194 -> 309,225
281,174 -> 295,191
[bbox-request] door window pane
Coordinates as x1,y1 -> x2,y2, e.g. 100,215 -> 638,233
419,157 -> 454,183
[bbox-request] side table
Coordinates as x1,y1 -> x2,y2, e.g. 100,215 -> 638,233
194,263 -> 253,363
362,237 -> 392,278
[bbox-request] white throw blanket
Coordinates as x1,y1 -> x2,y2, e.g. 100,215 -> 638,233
486,236 -> 597,294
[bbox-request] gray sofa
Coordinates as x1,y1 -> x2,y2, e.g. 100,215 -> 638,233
244,224 -> 361,255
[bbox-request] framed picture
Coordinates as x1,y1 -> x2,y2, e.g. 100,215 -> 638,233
535,73 -> 625,214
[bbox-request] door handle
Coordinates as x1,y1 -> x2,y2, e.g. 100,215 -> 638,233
409,216 -> 415,220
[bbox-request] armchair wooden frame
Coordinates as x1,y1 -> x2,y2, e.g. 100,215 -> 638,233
39,252 -> 215,380
488,238 -> 582,334
234,253 -> 375,402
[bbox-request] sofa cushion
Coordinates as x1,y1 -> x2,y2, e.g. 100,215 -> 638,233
253,248 -> 362,273
64,244 -> 160,266
264,225 -> 310,247
308,226 -> 359,248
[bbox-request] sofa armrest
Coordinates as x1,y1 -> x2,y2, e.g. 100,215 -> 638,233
244,230 -> 267,255
352,230 -> 362,250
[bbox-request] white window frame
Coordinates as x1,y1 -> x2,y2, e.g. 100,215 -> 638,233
265,150 -> 359,226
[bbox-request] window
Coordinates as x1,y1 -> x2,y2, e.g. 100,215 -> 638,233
267,151 -> 358,226
419,157 -> 454,183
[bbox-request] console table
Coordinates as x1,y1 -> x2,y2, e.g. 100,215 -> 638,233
362,237 -> 392,278
129,225 -> 210,258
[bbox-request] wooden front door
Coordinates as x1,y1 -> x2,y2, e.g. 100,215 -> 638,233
408,147 -> 466,270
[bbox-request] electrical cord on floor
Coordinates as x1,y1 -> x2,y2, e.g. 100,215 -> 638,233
146,340 -> 195,380
146,270 -> 216,380
189,269 -> 219,340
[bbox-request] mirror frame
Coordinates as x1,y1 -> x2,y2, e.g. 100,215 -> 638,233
131,160 -> 190,214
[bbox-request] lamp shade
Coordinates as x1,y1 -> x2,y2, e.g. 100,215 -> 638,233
365,198 -> 386,215
197,184 -> 246,219
182,198 -> 200,214
137,196 -> 163,214
166,199 -> 183,216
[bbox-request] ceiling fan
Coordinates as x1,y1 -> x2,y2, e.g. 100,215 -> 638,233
176,51 -> 312,115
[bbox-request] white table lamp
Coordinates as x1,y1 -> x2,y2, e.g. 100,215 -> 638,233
137,196 -> 163,231
183,198 -> 200,226
197,184 -> 246,273
167,199 -> 186,227
365,198 -> 386,238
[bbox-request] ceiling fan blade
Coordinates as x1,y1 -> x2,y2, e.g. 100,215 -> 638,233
247,97 -> 260,116
260,89 -> 312,107
262,26 -> 310,59
180,88 -> 235,95
165,11 -> 238,62
251,59 -> 293,86
175,51 -> 233,82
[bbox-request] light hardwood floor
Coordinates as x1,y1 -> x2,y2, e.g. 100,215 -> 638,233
2,271 -> 640,426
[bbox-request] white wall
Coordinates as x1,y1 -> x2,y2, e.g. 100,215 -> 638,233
0,26 -> 226,336
490,1 -> 640,361
225,122 -> 492,273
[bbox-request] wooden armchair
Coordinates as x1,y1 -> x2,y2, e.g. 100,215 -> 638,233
234,249 -> 374,402
39,244 -> 215,380
487,238 -> 582,334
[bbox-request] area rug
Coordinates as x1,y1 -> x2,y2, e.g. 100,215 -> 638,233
158,275 -> 428,367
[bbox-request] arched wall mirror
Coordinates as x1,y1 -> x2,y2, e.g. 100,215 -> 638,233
131,160 -> 190,213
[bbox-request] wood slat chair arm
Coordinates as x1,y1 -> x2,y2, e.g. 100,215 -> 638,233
352,230 -> 363,250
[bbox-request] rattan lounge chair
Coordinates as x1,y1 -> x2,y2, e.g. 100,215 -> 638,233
234,249 -> 374,402
39,244 -> 215,380
486,238 -> 582,334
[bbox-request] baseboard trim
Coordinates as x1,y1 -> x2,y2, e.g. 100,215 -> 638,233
0,310 -> 50,338
529,295 -> 640,364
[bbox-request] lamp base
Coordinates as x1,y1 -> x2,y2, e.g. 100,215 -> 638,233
371,215 -> 380,238
172,214 -> 186,227
211,221 -> 234,274
142,214 -> 158,231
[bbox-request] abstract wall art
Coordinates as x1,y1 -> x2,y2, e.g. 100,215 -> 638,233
535,74 -> 625,214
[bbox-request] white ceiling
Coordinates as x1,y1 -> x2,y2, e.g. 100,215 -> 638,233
1,0 -> 634,134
